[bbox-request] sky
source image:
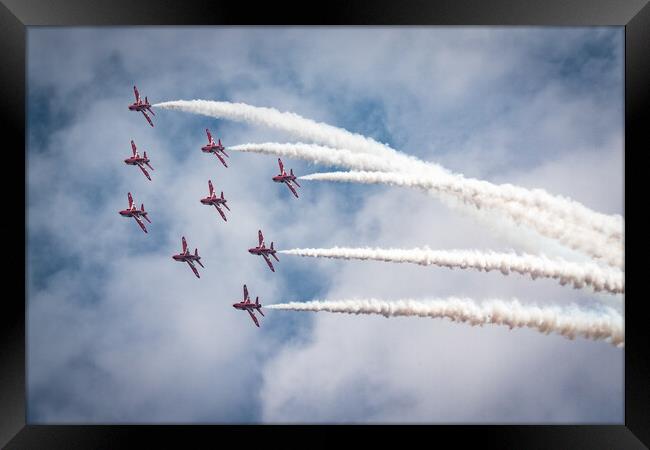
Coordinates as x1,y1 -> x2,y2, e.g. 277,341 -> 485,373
26,27 -> 624,423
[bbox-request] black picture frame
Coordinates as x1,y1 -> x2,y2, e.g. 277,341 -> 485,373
2,0 -> 646,447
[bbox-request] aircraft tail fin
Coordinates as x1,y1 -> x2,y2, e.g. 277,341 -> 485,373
145,97 -> 155,115
195,248 -> 204,267
141,204 -> 152,223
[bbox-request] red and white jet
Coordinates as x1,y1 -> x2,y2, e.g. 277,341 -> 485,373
200,180 -> 230,222
128,85 -> 155,127
248,229 -> 279,272
118,192 -> 151,234
171,236 -> 204,278
124,140 -> 154,181
272,158 -> 300,198
233,284 -> 264,328
201,129 -> 229,167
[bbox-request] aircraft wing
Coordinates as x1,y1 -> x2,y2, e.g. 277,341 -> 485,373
278,158 -> 284,174
131,140 -> 137,156
258,230 -> 264,247
141,110 -> 154,127
214,152 -> 228,168
262,254 -> 275,272
133,215 -> 148,233
182,236 -> 188,253
206,128 -> 213,143
133,86 -> 140,102
128,192 -> 134,208
291,178 -> 301,188
285,181 -> 299,198
208,180 -> 214,196
247,309 -> 260,328
137,163 -> 152,181
220,147 -> 229,158
243,284 -> 249,302
186,260 -> 200,278
214,204 -> 227,222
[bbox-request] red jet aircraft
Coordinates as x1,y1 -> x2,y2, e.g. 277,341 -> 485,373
124,140 -> 154,181
172,236 -> 204,278
201,129 -> 229,167
118,192 -> 151,233
248,229 -> 279,272
272,158 -> 300,198
233,284 -> 264,328
200,180 -> 230,222
128,85 -> 155,127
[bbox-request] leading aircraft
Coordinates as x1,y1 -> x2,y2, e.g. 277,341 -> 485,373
201,129 -> 229,168
124,140 -> 154,181
118,192 -> 151,234
128,85 -> 155,127
232,284 -> 264,328
272,158 -> 300,198
200,180 -> 230,222
248,229 -> 279,272
172,236 -> 204,278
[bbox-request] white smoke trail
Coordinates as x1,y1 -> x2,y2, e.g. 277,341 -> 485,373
230,144 -> 621,265
300,171 -> 623,267
230,143 -> 622,243
267,298 -> 623,346
229,142 -> 399,172
279,247 -> 623,294
154,100 -> 440,175
155,100 -> 622,245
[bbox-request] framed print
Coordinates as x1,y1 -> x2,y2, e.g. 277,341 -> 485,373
1,0 -> 647,447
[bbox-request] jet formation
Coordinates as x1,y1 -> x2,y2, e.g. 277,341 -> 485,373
120,86 -> 306,326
